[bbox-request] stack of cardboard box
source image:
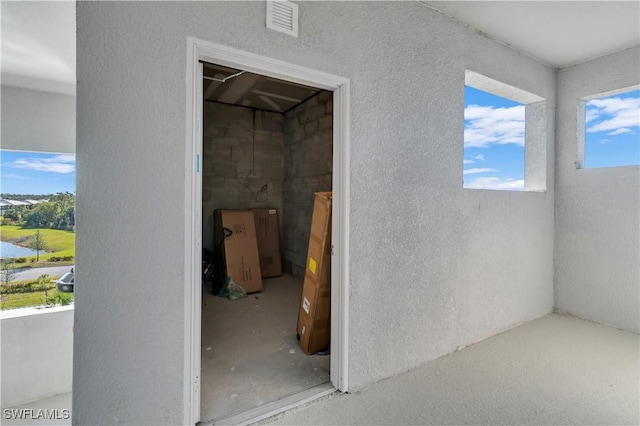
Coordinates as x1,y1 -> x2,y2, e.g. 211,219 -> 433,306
251,208 -> 282,278
214,208 -> 282,294
214,194 -> 333,357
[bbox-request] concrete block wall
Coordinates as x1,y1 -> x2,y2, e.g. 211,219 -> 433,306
282,90 -> 333,277
202,102 -> 285,249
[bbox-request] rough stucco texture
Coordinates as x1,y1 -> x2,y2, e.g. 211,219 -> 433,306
1,308 -> 74,408
1,86 -> 75,154
555,47 -> 640,333
75,2 -> 555,424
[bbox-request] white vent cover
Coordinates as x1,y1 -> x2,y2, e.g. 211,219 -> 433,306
266,0 -> 298,37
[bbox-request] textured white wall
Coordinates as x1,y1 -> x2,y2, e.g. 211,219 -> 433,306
75,3 -> 555,424
1,307 -> 74,408
1,86 -> 75,154
555,47 -> 640,333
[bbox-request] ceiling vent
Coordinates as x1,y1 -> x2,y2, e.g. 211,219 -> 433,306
266,1 -> 298,37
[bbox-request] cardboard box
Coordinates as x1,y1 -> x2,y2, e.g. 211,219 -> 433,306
214,210 -> 263,294
297,192 -> 332,355
251,208 -> 282,278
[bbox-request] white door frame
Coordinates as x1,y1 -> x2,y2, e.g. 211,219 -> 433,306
184,37 -> 351,425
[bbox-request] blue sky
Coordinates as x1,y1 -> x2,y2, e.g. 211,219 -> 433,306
2,88 -> 636,195
463,86 -> 526,190
464,86 -> 640,190
584,89 -> 640,168
1,150 -> 76,195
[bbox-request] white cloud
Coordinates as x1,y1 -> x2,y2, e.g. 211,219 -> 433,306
463,168 -> 499,175
586,95 -> 640,133
3,173 -> 29,180
463,154 -> 486,164
12,154 -> 75,174
585,108 -> 599,123
465,177 -> 524,191
464,104 -> 525,148
607,127 -> 632,136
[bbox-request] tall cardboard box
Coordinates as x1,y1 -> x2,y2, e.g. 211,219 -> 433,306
297,192 -> 332,355
251,208 -> 282,278
214,210 -> 263,294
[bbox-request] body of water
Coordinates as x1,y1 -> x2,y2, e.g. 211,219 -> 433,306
0,241 -> 38,258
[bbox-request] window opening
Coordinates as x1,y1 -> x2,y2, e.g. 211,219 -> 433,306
582,88 -> 640,168
1,150 -> 76,309
464,70 -> 547,191
464,86 -> 525,190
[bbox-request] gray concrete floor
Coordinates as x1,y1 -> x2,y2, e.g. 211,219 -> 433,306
201,274 -> 330,423
270,314 -> 639,425
8,312 -> 636,425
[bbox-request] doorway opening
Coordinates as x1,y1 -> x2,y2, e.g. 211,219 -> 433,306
185,39 -> 350,425
200,63 -> 331,422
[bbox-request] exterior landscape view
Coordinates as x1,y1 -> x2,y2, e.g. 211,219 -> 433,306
0,150 -> 76,309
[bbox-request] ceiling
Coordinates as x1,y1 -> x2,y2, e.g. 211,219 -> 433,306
1,1 -> 638,96
423,1 -> 640,68
1,1 -> 76,95
203,63 -> 321,113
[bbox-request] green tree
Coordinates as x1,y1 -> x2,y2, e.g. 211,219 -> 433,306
0,258 -> 17,309
49,192 -> 75,212
24,203 -> 57,228
22,192 -> 75,230
54,206 -> 75,229
52,192 -> 75,230
27,230 -> 48,262
2,205 -> 29,223
1,257 -> 17,287
36,274 -> 51,304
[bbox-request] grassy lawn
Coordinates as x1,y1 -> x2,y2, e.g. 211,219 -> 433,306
2,289 -> 73,309
0,225 -> 75,263
1,226 -> 75,309
1,277 -> 73,310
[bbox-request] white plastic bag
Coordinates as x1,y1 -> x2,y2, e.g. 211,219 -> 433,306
220,277 -> 247,300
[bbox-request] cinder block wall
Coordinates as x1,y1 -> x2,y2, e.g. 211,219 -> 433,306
202,102 -> 285,249
282,91 -> 333,277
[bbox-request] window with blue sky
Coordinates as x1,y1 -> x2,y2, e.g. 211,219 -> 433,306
463,86 -> 525,190
1,150 -> 76,195
583,88 -> 640,168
